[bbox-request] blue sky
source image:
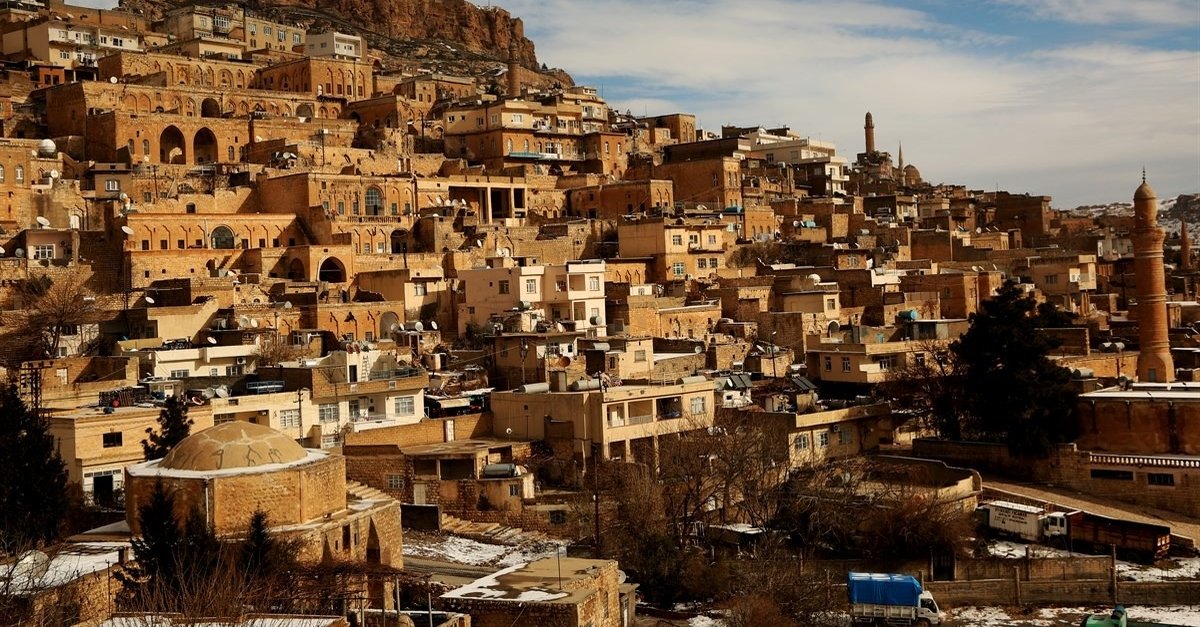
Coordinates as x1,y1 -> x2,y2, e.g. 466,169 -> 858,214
501,0 -> 1200,207
75,0 -> 1198,206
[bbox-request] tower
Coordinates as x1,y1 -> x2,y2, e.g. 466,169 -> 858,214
864,112 -> 875,154
897,141 -> 904,171
1181,222 -> 1192,271
506,44 -> 521,97
1133,175 -> 1175,383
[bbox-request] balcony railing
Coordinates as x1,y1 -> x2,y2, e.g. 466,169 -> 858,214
368,366 -> 424,381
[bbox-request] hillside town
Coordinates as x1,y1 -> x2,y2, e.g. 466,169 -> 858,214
0,1 -> 1196,626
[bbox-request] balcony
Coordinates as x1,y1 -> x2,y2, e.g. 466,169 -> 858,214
368,366 -> 424,381
506,151 -> 583,162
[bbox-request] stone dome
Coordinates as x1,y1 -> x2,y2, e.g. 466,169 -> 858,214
159,421 -> 309,472
1135,180 -> 1156,201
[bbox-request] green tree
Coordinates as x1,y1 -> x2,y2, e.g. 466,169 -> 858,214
0,385 -> 69,550
143,396 -> 193,460
241,509 -> 282,584
951,281 -> 1078,456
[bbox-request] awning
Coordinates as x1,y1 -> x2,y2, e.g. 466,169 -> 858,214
432,397 -> 471,409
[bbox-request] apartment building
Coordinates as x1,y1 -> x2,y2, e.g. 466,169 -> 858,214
456,256 -> 606,334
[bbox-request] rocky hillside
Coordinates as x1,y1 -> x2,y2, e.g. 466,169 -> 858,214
1070,193 -> 1200,235
120,0 -> 571,83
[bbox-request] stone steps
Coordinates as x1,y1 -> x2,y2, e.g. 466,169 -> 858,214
438,512 -> 547,547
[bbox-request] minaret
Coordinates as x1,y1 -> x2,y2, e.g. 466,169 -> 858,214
1133,174 -> 1175,383
1181,222 -> 1192,271
864,112 -> 876,154
506,43 -> 521,97
897,141 -> 904,171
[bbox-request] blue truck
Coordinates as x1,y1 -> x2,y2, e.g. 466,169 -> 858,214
848,572 -> 944,626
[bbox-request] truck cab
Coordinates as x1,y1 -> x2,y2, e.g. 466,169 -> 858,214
1042,511 -> 1069,538
918,591 -> 944,625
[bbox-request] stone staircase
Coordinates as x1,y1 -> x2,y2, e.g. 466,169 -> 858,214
346,480 -> 393,502
438,512 -> 552,546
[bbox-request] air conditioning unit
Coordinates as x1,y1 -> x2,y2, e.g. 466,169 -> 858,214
235,357 -> 247,365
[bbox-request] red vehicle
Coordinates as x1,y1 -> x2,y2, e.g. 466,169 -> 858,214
1063,511 -> 1170,563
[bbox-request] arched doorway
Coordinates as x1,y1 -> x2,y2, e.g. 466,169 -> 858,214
287,258 -> 306,281
200,98 -> 222,118
194,128 -> 218,164
390,229 -> 407,254
318,257 -> 346,283
211,226 -> 235,249
160,126 -> 186,164
365,186 -> 383,216
379,312 -> 399,339
296,103 -> 313,118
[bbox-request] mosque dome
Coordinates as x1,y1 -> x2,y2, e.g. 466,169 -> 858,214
159,421 -> 309,472
1135,180 -> 1156,201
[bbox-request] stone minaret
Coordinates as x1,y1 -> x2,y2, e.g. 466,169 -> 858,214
1133,175 -> 1175,383
864,112 -> 876,154
1181,221 -> 1192,271
507,43 -> 521,97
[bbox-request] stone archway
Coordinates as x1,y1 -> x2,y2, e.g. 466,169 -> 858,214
296,103 -> 314,118
211,225 -> 235,249
160,125 -> 186,164
194,128 -> 218,164
318,257 -> 346,283
390,229 -> 407,254
200,97 -> 222,118
287,258 -> 306,281
379,311 -> 400,339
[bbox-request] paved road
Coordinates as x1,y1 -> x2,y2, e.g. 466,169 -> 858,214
982,475 -> 1200,547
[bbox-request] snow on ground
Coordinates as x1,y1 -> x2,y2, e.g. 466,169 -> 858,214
984,540 -> 1200,582
687,616 -> 726,627
947,606 -> 1200,626
401,532 -> 563,567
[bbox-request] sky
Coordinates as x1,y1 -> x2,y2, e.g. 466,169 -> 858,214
73,0 -> 1198,207
497,0 -> 1200,208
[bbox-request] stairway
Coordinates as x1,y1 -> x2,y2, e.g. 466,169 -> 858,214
438,512 -> 552,546
346,480 -> 393,502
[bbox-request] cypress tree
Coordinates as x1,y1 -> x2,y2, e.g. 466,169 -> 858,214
143,395 -> 193,460
0,384 -> 69,550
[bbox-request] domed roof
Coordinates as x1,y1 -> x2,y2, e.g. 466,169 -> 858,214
159,421 -> 308,472
1135,180 -> 1156,201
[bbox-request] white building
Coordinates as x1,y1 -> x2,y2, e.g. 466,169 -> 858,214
305,30 -> 362,60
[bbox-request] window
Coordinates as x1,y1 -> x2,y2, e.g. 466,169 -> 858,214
698,258 -> 707,270
915,353 -> 926,367
1090,469 -> 1134,481
509,484 -> 520,497
293,33 -> 302,44
708,234 -> 717,245
826,298 -> 837,310
387,474 -> 403,490
588,276 -> 600,291
795,434 -> 809,450
32,244 -> 54,260
1045,274 -> 1059,285
102,432 -> 122,448
15,166 -> 23,183
634,350 -> 647,362
818,432 -> 829,447
877,356 -> 895,371
839,428 -> 852,445
414,283 -> 427,296
394,396 -> 415,416
498,280 -> 510,295
319,403 -> 339,423
0,165 -> 5,182
709,257 -> 718,268
279,408 -> 300,428
1148,473 -> 1175,486
169,369 -> 189,379
842,357 -> 851,372
105,179 -> 120,192
689,396 -> 706,415
225,365 -> 244,376
549,511 -> 567,525
671,234 -> 683,246
264,26 -> 272,35
824,356 -> 832,371
365,187 -> 383,214
673,262 -> 685,276
525,278 -> 537,294
320,434 -> 339,448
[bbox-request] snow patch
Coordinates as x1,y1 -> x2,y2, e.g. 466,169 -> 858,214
402,533 -> 563,567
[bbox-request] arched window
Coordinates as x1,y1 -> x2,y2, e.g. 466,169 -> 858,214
142,139 -> 150,156
506,139 -> 513,153
211,225 -> 235,249
227,146 -> 235,161
365,187 -> 383,215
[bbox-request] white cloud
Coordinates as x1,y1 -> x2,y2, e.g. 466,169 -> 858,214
508,0 -> 1200,206
994,0 -> 1200,27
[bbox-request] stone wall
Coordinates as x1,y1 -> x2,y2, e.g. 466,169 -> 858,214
343,413 -> 493,447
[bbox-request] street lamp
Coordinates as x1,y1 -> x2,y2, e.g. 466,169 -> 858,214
519,338 -> 530,386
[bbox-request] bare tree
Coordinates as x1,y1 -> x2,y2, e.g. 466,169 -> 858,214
254,333 -> 303,367
878,340 -> 966,440
0,272 -> 100,364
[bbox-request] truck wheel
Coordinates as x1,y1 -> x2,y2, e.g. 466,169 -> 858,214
916,620 -> 931,627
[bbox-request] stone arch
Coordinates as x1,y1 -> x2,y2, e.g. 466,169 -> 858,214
365,186 -> 383,215
318,106 -> 328,118
318,257 -> 346,283
211,225 -> 235,249
219,69 -> 232,87
237,101 -> 249,115
200,97 -> 222,118
160,125 -> 186,164
194,128 -> 218,164
379,311 -> 400,339
296,103 -> 314,118
390,229 -> 407,254
287,258 -> 306,281
138,94 -> 152,112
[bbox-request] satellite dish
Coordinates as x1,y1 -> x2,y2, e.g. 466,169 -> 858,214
250,319 -> 260,328
239,315 -> 251,328
144,296 -> 155,304
49,169 -> 59,179
14,248 -> 24,258
412,321 -> 424,332
499,247 -> 511,257
36,216 -> 50,227
121,225 -> 135,235
214,388 -> 229,398
476,240 -> 484,248
793,220 -> 801,228
558,356 -> 571,367
429,321 -> 438,330
505,427 -> 513,435
284,301 -> 293,309
697,204 -> 707,211
0,246 -> 5,255
436,196 -> 444,206
206,337 -> 218,345
389,323 -> 399,332
109,76 -> 118,84
694,345 -> 703,354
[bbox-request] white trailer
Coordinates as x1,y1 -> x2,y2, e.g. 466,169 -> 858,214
979,500 -> 1068,542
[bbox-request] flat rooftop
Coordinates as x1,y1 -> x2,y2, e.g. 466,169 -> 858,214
441,557 -> 612,604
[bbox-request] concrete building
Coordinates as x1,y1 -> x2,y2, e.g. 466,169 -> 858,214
456,257 -> 606,335
305,30 -> 363,60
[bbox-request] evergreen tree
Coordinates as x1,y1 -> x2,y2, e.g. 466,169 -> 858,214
241,510 -> 278,583
0,384 -> 69,550
143,395 -> 193,460
950,281 -> 1079,456
179,506 -> 220,582
119,479 -> 182,595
